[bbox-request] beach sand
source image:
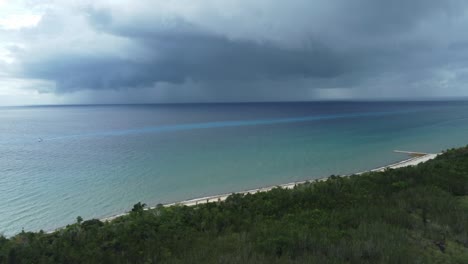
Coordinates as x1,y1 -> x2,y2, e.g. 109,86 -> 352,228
101,151 -> 440,222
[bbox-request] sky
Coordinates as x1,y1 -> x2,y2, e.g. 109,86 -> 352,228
1,0 -> 468,105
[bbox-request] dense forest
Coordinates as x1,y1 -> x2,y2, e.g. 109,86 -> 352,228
1,147 -> 468,263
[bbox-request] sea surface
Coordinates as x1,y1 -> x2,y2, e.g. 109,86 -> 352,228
1,101 -> 468,236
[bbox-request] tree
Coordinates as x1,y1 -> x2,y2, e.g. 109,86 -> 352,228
131,202 -> 147,214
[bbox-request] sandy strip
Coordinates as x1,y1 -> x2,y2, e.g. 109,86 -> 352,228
371,153 -> 439,171
100,152 -> 440,222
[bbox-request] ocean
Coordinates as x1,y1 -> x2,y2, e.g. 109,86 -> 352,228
1,101 -> 468,236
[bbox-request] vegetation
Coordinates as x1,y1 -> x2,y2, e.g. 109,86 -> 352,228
1,147 -> 468,263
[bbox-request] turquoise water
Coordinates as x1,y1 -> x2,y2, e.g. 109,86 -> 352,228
1,101 -> 468,236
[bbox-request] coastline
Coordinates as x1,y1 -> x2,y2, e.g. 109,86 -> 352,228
100,151 -> 440,222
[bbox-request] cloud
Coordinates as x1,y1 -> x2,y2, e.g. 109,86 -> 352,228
20,26 -> 351,92
13,3 -> 359,94
1,0 -> 468,104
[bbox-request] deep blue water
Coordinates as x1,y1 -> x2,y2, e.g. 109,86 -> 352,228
1,101 -> 468,236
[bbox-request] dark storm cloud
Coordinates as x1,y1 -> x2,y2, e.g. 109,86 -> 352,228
7,0 -> 468,100
20,14 -> 352,92
334,0 -> 462,34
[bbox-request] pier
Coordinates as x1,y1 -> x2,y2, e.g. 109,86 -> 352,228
393,150 -> 430,157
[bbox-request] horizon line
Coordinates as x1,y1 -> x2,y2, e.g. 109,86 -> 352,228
2,97 -> 468,108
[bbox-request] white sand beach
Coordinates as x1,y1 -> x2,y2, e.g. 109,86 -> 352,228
101,151 -> 440,222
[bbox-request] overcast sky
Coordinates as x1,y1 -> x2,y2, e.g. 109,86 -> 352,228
1,0 -> 468,105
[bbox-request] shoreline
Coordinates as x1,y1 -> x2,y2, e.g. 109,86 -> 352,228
101,151 -> 440,222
